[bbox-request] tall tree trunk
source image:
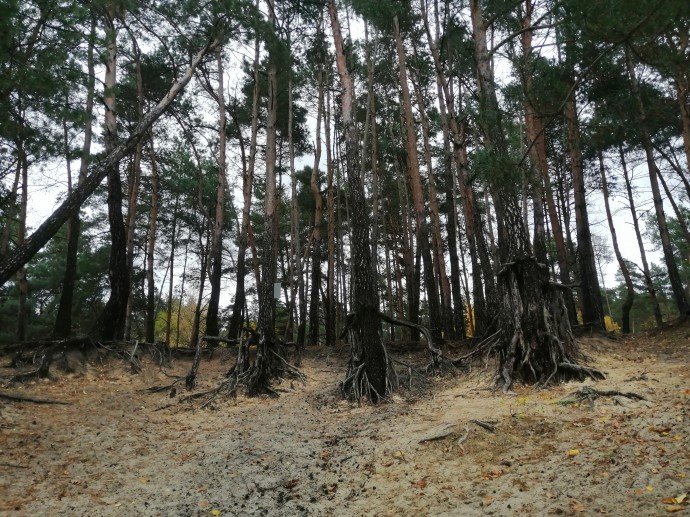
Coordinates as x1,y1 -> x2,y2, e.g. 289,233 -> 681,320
393,15 -> 442,341
308,66 -> 324,347
246,1 -> 283,395
325,84 -> 337,346
626,46 -> 688,318
620,146 -> 663,328
598,150 -> 634,333
145,139 -> 159,343
329,0 -> 393,401
564,94 -> 604,329
165,193 -> 180,344
206,47 -> 227,337
365,24 -> 381,283
190,225 -> 209,347
53,19 -> 96,338
469,0 -> 601,389
124,35 -> 144,340
93,8 -> 129,341
16,143 -> 28,341
518,0 -> 577,323
410,53 -> 453,339
228,29 -> 260,340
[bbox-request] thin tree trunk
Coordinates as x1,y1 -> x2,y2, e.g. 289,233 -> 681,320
410,53 -> 453,340
206,47 -> 227,337
626,46 -> 688,318
145,139 -> 159,343
124,35 -> 145,341
16,143 -> 28,341
228,27 -> 260,339
564,90 -> 604,329
246,0 -> 283,395
393,16 -> 442,340
308,65 -> 324,347
598,150 -> 634,333
325,84 -> 337,346
53,19 -> 96,338
165,193 -> 180,345
330,0 -> 393,401
190,225 -> 209,347
93,8 -> 129,340
620,145 -> 663,328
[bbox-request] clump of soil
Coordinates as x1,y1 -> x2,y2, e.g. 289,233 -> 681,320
0,329 -> 688,516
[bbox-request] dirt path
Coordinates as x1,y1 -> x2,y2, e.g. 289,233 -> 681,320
1,331 -> 688,516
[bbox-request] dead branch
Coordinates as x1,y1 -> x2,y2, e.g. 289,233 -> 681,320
0,392 -> 70,405
470,419 -> 497,432
201,335 -> 237,345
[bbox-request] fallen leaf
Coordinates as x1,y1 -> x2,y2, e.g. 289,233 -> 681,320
138,477 -> 149,484
646,486 -> 655,492
482,495 -> 493,506
211,510 -> 221,516
414,479 -> 428,489
665,506 -> 686,513
198,500 -> 209,508
662,494 -> 688,504
570,499 -> 586,513
567,449 -> 581,456
480,469 -> 505,480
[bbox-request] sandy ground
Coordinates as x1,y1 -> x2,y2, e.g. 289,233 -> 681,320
0,329 -> 688,517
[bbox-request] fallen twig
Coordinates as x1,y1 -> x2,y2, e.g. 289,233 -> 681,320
457,426 -> 470,445
470,419 -> 497,432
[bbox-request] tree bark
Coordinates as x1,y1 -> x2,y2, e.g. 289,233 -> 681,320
469,0 -> 601,389
564,94 -> 604,329
329,0 -> 393,401
92,8 -> 129,341
205,47 -> 227,338
123,35 -> 145,341
308,66 -> 324,347
246,0 -> 283,395
325,84 -> 337,346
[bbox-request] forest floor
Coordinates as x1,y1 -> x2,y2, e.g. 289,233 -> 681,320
0,326 -> 688,517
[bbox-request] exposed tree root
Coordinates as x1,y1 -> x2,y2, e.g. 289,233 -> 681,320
377,312 -> 455,376
174,330 -> 305,409
2,337 -> 171,384
566,386 -> 646,403
340,311 -> 398,403
493,257 -> 606,391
